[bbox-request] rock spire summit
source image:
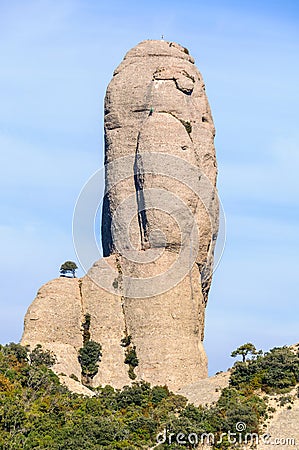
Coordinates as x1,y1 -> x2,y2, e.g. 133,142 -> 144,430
22,40 -> 219,392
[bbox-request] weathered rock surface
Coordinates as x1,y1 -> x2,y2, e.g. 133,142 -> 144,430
21,278 -> 83,381
21,40 -> 218,392
257,390 -> 299,450
100,39 -> 218,389
177,371 -> 230,406
102,40 -> 217,263
81,257 -> 131,389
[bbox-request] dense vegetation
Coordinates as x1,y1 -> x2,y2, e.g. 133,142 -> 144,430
230,345 -> 299,393
78,340 -> 102,382
78,313 -> 102,385
0,342 -> 298,449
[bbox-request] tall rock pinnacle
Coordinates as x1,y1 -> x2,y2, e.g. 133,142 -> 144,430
21,40 -> 219,392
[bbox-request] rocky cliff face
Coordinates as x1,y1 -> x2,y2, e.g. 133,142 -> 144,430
21,40 -> 218,392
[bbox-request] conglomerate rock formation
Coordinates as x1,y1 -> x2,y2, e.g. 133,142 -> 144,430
21,40 -> 218,392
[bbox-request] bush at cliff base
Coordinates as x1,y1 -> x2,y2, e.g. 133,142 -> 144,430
0,343 -> 298,449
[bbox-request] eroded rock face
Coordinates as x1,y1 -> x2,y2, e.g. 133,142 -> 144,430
100,40 -> 218,387
102,40 -> 217,261
21,40 -> 218,392
21,278 -> 83,381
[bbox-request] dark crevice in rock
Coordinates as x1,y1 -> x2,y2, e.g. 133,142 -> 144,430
78,279 -> 84,316
121,329 -> 139,380
201,278 -> 211,306
116,258 -> 137,380
174,79 -> 193,95
154,76 -> 193,95
197,261 -> 212,306
180,119 -> 192,136
102,130 -> 115,258
114,257 -> 127,334
134,133 -> 150,250
158,111 -> 193,142
183,71 -> 195,82
194,261 -> 210,307
153,66 -> 195,95
81,313 -> 91,346
101,194 -> 114,257
115,256 -> 130,357
105,112 -> 122,130
105,124 -> 122,130
133,108 -> 150,113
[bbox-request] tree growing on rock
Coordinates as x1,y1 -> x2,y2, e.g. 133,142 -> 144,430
60,261 -> 78,278
78,340 -> 102,385
231,343 -> 260,363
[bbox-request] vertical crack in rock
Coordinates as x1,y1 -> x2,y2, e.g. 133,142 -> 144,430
78,279 -> 84,314
101,187 -> 114,257
21,40 -> 218,392
115,256 -> 138,380
134,133 -> 150,250
115,255 -> 129,346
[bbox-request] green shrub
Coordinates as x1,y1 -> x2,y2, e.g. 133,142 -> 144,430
70,373 -> 80,382
82,313 -> 91,345
128,366 -> 137,380
116,381 -> 151,408
121,335 -> 132,348
2,342 -> 28,363
278,395 -> 293,407
124,346 -> 139,380
78,340 -> 102,379
29,344 -> 56,367
124,347 -> 138,368
0,342 -> 297,449
216,387 -> 267,435
230,346 -> 299,393
151,386 -> 169,404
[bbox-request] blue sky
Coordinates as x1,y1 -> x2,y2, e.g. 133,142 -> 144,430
0,0 -> 298,375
